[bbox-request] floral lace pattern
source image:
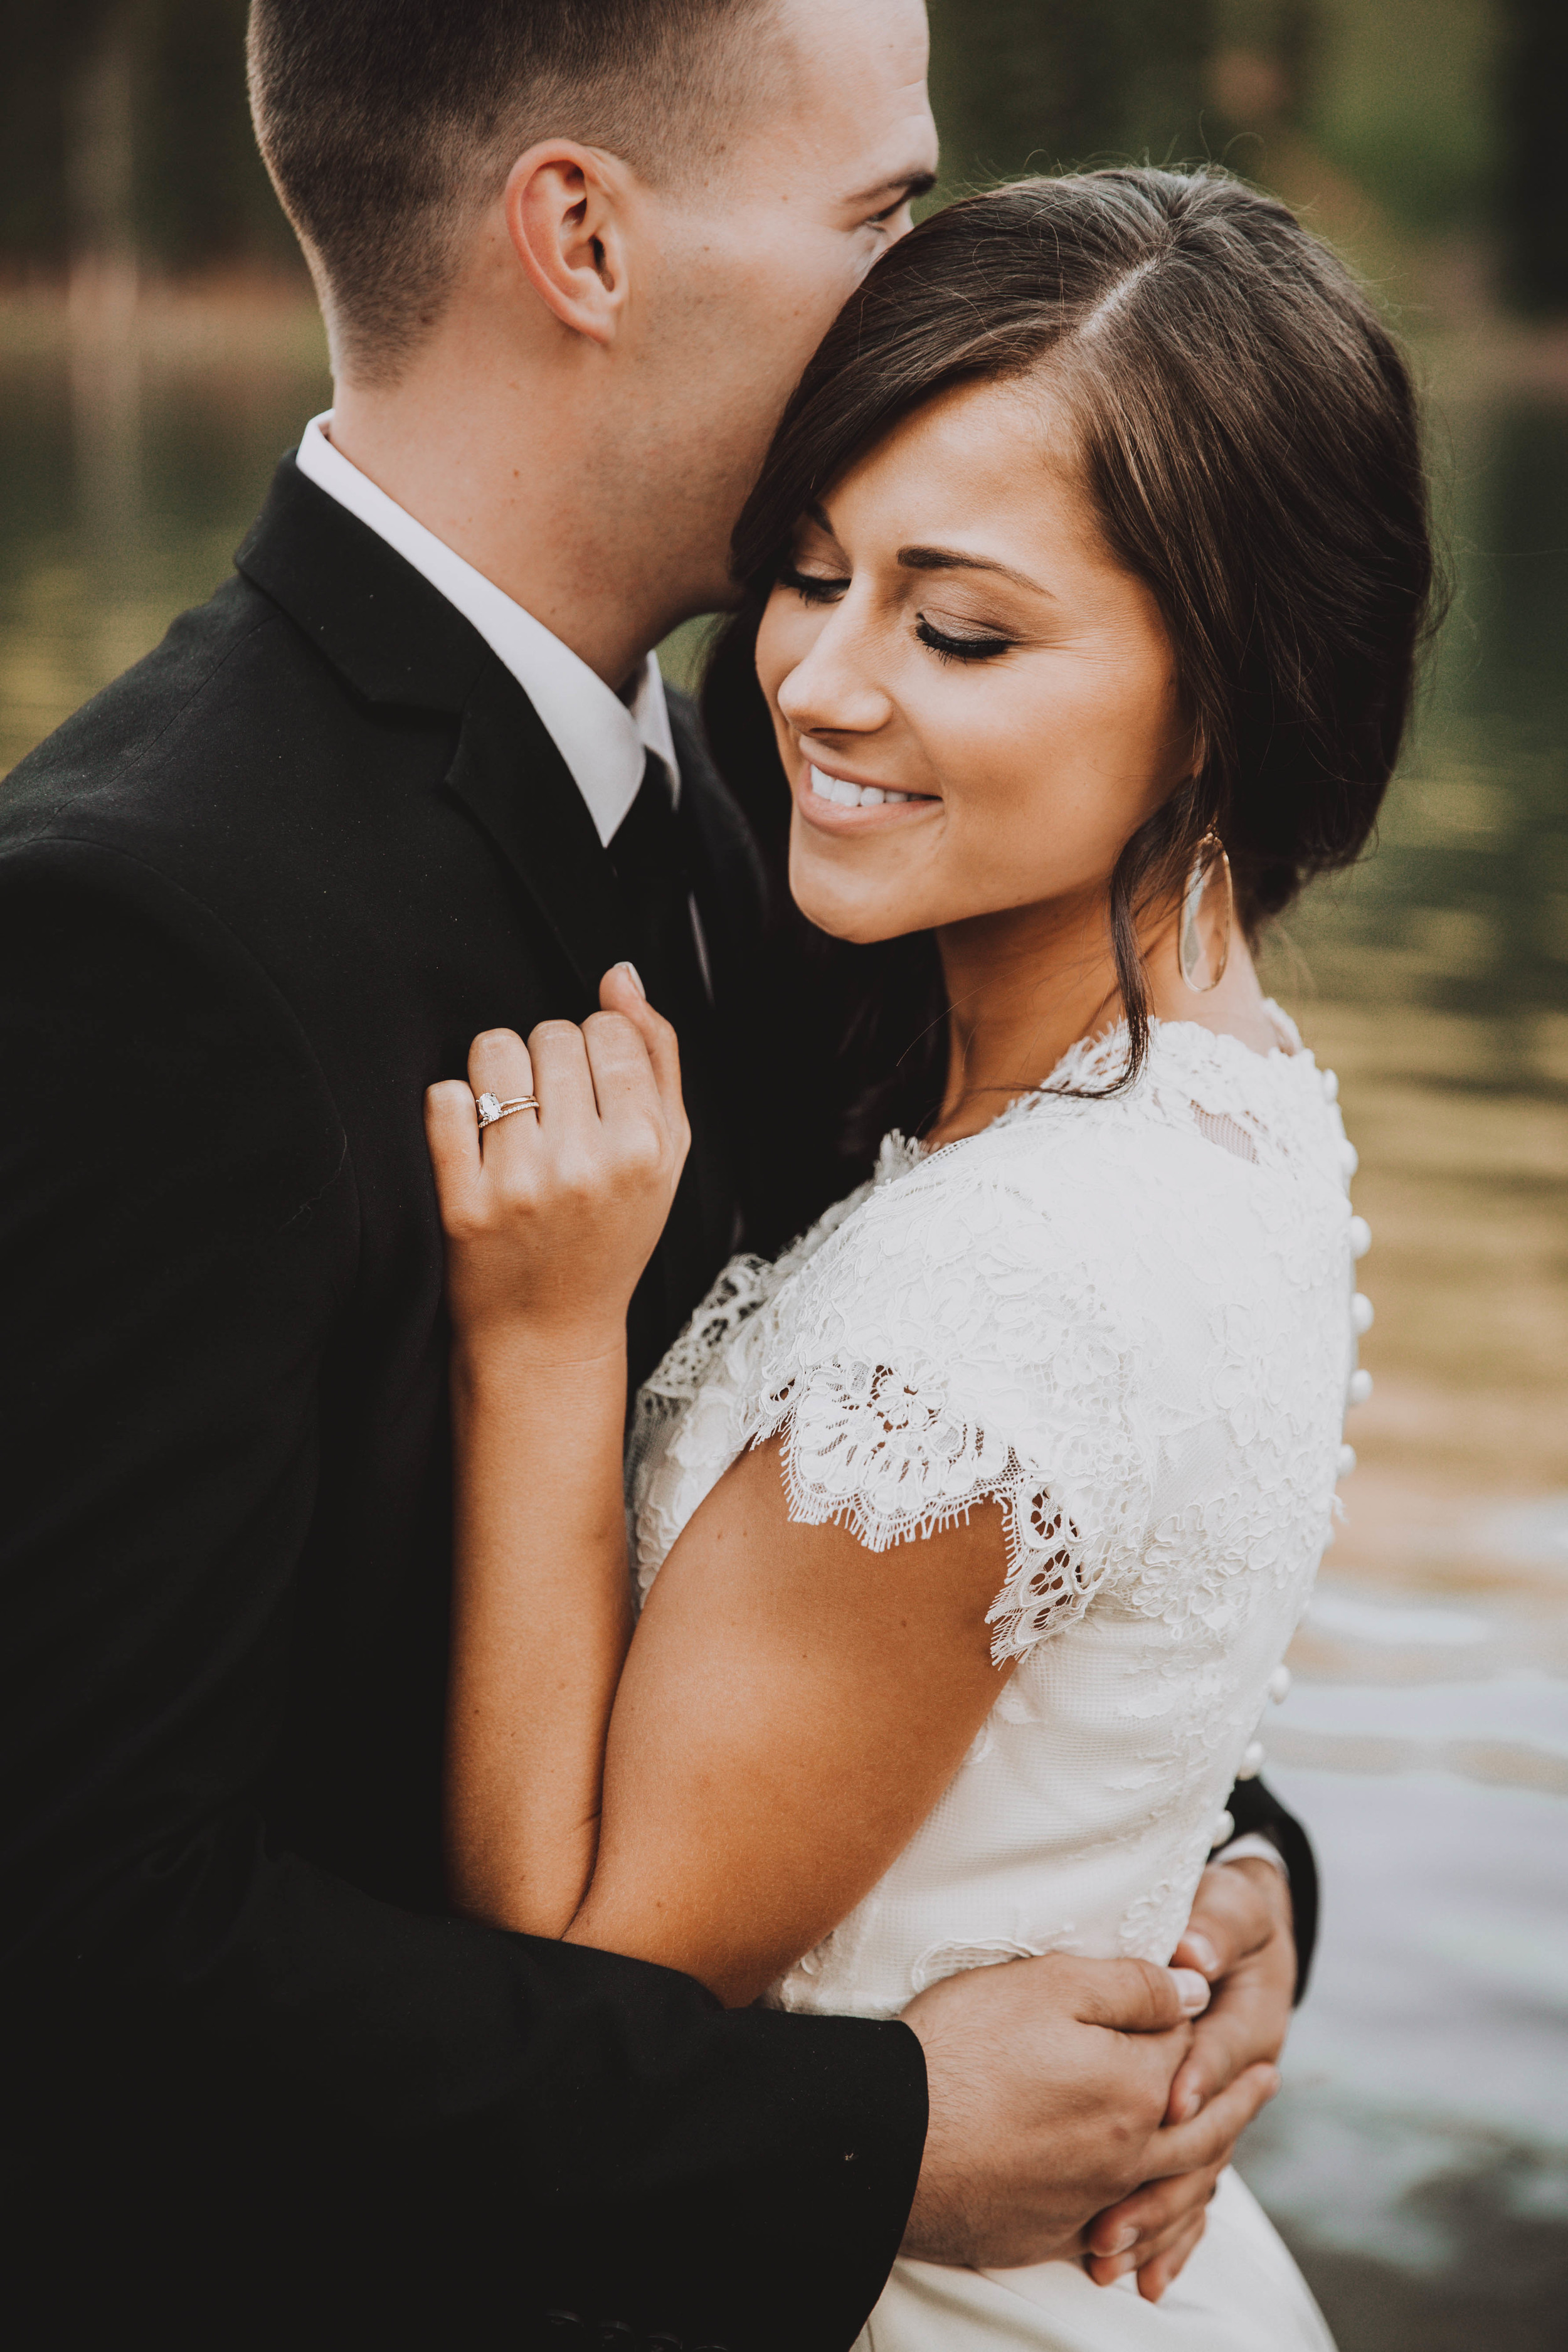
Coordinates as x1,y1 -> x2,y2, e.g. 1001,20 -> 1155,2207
632,1125 -> 1155,1661
628,1009 -> 1359,2017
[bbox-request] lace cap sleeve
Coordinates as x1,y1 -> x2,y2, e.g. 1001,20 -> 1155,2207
742,1145 -> 1153,1661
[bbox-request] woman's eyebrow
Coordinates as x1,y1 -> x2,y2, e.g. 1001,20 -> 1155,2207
897,544 -> 1052,595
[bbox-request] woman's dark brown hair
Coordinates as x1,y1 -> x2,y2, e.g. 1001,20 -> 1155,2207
703,167 -> 1438,1225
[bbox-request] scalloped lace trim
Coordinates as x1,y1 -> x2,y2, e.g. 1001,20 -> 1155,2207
628,1005 -> 1341,1670
748,1361 -> 1097,1665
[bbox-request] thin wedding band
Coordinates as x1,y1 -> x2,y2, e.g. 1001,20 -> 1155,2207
475,1091 -> 541,1129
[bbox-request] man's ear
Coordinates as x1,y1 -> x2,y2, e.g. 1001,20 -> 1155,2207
504,142 -> 631,345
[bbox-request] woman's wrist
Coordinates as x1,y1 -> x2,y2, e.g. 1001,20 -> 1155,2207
448,1316 -> 629,1387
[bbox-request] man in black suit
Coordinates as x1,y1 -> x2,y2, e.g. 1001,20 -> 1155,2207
0,4 -> 1313,2344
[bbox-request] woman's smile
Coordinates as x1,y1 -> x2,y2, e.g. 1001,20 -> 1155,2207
795,754 -> 941,832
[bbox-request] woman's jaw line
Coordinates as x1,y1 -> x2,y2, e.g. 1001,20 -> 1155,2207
793,750 -> 942,834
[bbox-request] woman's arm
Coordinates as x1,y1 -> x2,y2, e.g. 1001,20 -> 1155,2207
443,1327 -> 632,1934
429,968 -> 1014,1998
426,967 -> 689,1934
567,1436 -> 1014,2006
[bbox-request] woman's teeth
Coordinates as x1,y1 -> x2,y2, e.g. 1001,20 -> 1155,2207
808,765 -> 913,809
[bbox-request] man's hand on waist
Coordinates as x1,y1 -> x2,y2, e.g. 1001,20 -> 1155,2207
898,1951 -> 1211,2269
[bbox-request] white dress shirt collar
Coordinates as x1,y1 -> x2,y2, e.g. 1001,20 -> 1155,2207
294,412 -> 675,845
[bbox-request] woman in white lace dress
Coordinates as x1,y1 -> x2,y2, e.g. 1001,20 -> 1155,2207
425,171 -> 1433,2349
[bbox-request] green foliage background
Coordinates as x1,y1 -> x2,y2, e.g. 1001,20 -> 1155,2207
0,1 -> 1562,304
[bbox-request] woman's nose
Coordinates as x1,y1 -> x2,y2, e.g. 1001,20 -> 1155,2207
776,607 -> 894,741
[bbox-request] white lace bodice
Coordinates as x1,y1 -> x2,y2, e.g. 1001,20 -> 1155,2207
629,1010 -> 1360,2018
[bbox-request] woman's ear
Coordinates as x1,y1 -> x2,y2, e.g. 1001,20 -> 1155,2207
504,142 -> 630,345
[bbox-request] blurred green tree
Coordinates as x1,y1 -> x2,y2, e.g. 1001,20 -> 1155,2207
1497,0 -> 1568,310
139,0 -> 297,268
926,0 -> 1219,189
0,0 -> 298,277
0,0 -> 1540,310
1298,0 -> 1499,236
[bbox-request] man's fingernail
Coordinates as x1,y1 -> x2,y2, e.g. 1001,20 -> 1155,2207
616,961 -> 646,997
1108,2226 -> 1139,2257
1179,2085 -> 1204,2121
1184,1934 -> 1219,1976
1172,1968 -> 1211,2015
1264,2065 -> 1283,2098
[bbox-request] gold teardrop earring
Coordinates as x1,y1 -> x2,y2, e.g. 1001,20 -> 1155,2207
1179,829 -> 1234,993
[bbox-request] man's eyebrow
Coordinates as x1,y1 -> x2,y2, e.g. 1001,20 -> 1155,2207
898,544 -> 1053,596
847,166 -> 939,211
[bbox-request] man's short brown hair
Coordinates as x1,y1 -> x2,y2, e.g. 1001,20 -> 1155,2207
248,0 -> 779,383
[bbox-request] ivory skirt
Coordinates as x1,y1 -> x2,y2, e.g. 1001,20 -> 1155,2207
856,2169 -> 1336,2352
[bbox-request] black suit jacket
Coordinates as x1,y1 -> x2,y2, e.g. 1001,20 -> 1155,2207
0,457 -> 1316,2349
0,460 -> 925,2351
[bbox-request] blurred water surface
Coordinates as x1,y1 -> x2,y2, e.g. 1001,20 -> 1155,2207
2,281 -> 1565,2345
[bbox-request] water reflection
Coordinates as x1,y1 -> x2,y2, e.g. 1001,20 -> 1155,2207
1238,1765 -> 1568,2352
1291,400 -> 1568,1055
1,302 -> 1564,2348
0,298 -> 331,775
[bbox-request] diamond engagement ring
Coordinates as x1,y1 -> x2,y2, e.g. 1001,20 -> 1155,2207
475,1092 -> 541,1128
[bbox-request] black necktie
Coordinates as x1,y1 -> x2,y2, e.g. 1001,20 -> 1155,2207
607,754 -> 711,1039
608,753 -> 733,1377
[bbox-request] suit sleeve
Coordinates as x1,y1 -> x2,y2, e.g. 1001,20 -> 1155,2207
1223,1773 -> 1320,2000
0,847 -> 926,2352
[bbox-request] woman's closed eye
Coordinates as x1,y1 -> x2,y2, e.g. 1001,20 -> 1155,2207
780,563 -> 850,605
916,610 -> 1017,664
781,566 -> 1019,664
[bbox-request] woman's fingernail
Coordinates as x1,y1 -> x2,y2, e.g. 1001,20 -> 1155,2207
1108,2226 -> 1139,2257
1172,1968 -> 1211,2015
1184,1934 -> 1220,1976
616,960 -> 645,997
1180,2085 -> 1204,2122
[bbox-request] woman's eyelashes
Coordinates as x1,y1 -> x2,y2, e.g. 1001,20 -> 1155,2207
781,567 -> 1018,663
780,564 -> 849,605
915,612 -> 1016,664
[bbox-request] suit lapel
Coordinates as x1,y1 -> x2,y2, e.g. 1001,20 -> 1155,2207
441,663 -> 630,1007
238,458 -> 774,1370
239,455 -> 635,1007
236,455 -> 489,708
